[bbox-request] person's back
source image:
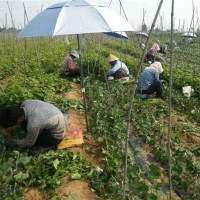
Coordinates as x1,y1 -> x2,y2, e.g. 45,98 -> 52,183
137,62 -> 163,99
22,100 -> 64,134
137,67 -> 159,91
0,99 -> 66,150
63,55 -> 75,71
16,100 -> 65,149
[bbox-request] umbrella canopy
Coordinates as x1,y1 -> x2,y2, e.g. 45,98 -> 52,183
134,32 -> 149,38
18,0 -> 134,38
180,32 -> 197,38
103,31 -> 128,40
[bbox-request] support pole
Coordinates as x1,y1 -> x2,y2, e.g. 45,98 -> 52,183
142,8 -> 146,31
77,34 -> 89,132
23,2 -> 28,83
122,1 -> 164,199
23,2 -> 29,23
168,0 -> 175,199
7,1 -> 15,28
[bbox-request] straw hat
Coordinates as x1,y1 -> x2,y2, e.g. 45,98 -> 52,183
107,54 -> 119,62
70,50 -> 79,58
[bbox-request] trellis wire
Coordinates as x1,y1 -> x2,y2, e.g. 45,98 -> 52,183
122,0 -> 164,199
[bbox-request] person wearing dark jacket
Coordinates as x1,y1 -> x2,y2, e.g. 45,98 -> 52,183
63,50 -> 80,77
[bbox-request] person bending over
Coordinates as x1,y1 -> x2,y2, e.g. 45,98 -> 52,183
0,99 -> 66,150
144,43 -> 160,63
137,61 -> 164,99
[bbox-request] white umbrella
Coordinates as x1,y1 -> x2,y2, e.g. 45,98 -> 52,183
18,0 -> 134,38
103,31 -> 128,40
180,32 -> 197,38
17,0 -> 134,131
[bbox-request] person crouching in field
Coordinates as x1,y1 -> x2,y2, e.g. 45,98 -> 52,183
137,61 -> 164,99
0,99 -> 66,151
63,50 -> 80,78
106,54 -> 130,80
144,43 -> 160,63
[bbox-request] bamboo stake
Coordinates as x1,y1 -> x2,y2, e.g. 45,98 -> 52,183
5,13 -> 7,30
7,1 -> 15,28
122,1 -> 164,199
192,0 -> 195,75
108,0 -> 113,8
77,34 -> 89,132
22,2 -> 28,83
118,0 -> 128,20
194,8 -> 199,31
23,2 -> 29,23
168,1 -> 174,199
142,8 -> 146,31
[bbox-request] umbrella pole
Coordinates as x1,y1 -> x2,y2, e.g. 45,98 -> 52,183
77,34 -> 89,132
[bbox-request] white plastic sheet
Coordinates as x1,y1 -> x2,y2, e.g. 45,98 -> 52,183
182,86 -> 194,98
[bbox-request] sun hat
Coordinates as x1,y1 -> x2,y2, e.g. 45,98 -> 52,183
107,54 -> 119,62
70,50 -> 79,58
150,43 -> 160,56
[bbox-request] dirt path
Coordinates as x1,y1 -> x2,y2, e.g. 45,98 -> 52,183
56,82 -> 99,199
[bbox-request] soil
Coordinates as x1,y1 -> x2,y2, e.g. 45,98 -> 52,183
23,189 -> 49,200
159,114 -> 200,148
64,82 -> 104,168
55,180 -> 98,200
70,137 -> 105,169
64,82 -> 83,101
66,108 -> 86,131
181,134 -> 200,148
159,115 -> 185,125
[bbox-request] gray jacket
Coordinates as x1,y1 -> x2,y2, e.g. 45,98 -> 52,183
12,100 -> 66,148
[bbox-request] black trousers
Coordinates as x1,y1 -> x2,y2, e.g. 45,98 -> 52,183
144,53 -> 155,63
21,122 -> 62,147
142,79 -> 163,98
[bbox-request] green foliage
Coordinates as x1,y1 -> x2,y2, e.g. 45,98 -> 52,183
0,33 -> 200,199
0,149 -> 93,198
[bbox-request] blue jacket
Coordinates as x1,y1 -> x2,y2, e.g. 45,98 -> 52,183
137,67 -> 159,90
